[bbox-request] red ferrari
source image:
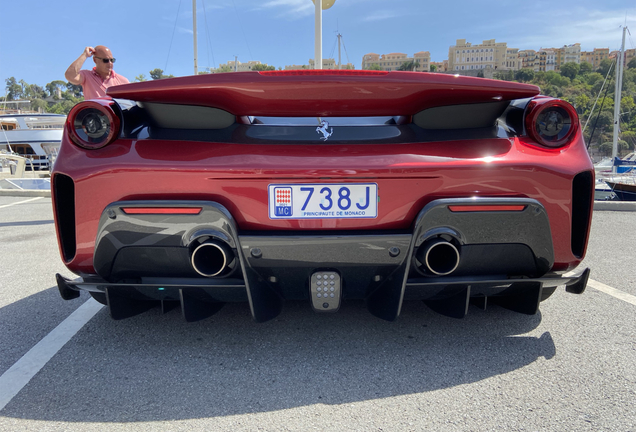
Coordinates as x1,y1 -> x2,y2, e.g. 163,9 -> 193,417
52,70 -> 593,322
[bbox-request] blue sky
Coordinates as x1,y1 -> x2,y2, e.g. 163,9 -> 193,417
1,0 -> 635,89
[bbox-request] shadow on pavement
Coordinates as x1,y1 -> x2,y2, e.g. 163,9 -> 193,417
1,292 -> 555,422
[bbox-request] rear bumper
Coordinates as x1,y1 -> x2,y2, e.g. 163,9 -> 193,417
56,198 -> 589,321
58,268 -> 589,320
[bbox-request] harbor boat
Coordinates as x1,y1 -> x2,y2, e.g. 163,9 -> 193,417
594,153 -> 636,200
594,153 -> 636,177
604,176 -> 636,201
0,113 -> 65,171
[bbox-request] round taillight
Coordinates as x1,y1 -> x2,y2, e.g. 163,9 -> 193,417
525,98 -> 579,148
67,101 -> 120,149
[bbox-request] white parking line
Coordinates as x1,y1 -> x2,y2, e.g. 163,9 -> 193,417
0,197 -> 43,209
565,271 -> 636,306
0,298 -> 104,412
587,279 -> 636,307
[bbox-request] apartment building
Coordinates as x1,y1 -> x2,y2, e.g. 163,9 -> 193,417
284,59 -> 354,70
504,48 -> 522,70
518,50 -> 537,70
541,49 -> 557,71
448,39 -> 508,72
553,44 -> 581,70
361,52 -> 431,71
217,60 -> 270,72
581,48 -> 609,70
610,48 -> 636,68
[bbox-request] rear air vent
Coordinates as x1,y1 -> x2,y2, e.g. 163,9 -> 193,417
53,173 -> 76,262
571,171 -> 593,258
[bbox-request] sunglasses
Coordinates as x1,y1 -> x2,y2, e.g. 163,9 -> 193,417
94,56 -> 116,64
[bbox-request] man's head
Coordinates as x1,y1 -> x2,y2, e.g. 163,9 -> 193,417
92,45 -> 115,79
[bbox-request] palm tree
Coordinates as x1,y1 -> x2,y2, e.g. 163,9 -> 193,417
398,60 -> 418,71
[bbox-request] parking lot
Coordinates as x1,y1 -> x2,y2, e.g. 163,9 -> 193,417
0,196 -> 635,431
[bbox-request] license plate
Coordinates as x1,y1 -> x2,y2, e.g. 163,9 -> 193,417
268,183 -> 378,219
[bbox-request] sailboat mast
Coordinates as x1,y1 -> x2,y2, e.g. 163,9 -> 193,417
314,0 -> 322,69
612,26 -> 626,172
193,0 -> 198,75
337,33 -> 342,70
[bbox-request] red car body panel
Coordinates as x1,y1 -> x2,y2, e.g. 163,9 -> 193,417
51,71 -> 594,321
53,133 -> 591,276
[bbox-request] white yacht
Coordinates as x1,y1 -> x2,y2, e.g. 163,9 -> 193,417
0,113 -> 65,171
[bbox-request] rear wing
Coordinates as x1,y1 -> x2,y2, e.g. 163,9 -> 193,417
107,70 -> 540,118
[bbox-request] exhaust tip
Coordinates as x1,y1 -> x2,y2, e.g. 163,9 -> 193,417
191,241 -> 231,277
418,238 -> 461,276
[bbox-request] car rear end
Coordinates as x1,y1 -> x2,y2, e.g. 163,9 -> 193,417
52,70 -> 593,322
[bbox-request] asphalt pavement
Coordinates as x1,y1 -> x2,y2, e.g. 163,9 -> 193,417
0,196 -> 634,431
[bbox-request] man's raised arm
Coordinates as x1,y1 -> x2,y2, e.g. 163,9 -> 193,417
65,46 -> 94,85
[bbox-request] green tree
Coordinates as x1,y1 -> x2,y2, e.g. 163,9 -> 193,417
398,60 -> 417,71
134,74 -> 147,82
149,68 -> 174,80
543,71 -> 570,87
622,131 -> 636,148
47,96 -> 81,115
584,72 -> 604,86
574,94 -> 590,114
45,80 -> 67,98
213,65 -> 233,73
597,59 -> 613,76
430,64 -> 437,72
251,64 -> 276,71
593,110 -> 615,130
30,99 -> 48,112
5,77 -> 23,100
621,95 -> 635,115
628,58 -> 636,69
560,62 -> 580,80
66,82 -> 83,98
598,142 -> 613,155
515,68 -> 535,82
579,61 -> 592,74
365,63 -> 382,71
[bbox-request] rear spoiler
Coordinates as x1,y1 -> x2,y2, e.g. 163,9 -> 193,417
107,70 -> 540,117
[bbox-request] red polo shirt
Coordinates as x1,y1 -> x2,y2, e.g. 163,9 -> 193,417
79,68 -> 129,99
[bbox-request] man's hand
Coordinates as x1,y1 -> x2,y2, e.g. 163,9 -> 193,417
84,46 -> 95,58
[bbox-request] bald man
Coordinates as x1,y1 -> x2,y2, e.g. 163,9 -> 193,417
65,45 -> 129,99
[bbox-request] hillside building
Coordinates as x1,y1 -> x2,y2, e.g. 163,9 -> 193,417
361,52 -> 431,71
581,48 -> 610,70
448,39 -> 509,72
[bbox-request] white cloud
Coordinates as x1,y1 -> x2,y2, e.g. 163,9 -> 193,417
256,0 -> 315,19
488,8 -> 636,51
360,10 -> 404,22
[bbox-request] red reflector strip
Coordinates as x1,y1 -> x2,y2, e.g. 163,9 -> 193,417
258,70 -> 388,76
448,205 -> 526,212
121,207 -> 202,215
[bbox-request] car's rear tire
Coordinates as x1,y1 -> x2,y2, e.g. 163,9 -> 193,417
90,291 -> 108,305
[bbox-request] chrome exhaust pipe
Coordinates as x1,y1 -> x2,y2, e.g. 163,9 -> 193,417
191,240 -> 233,277
417,238 -> 461,276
